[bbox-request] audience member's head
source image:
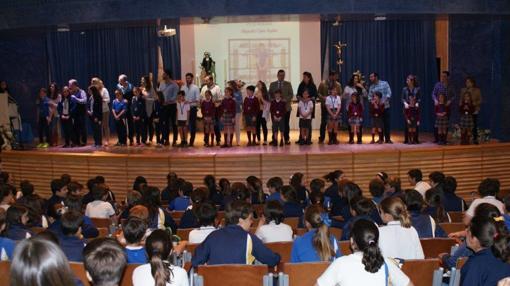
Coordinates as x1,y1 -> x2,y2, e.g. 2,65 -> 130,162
126,190 -> 142,207
36,230 -> 60,244
443,176 -> 458,194
281,185 -> 298,203
196,202 -> 217,227
92,183 -> 108,201
264,200 -> 284,225
67,181 -> 84,196
323,170 -> 344,183
51,179 -> 67,197
404,190 -> 425,212
61,210 -> 83,236
309,190 -> 325,205
83,238 -> 127,286
225,200 -> 253,230
129,205 -> 149,221
341,181 -> 362,204
369,179 -> 385,199
350,218 -> 385,273
467,215 -> 510,263
123,216 -> 148,245
349,197 -> 375,217
231,182 -> 250,202
304,205 -> 335,261
475,203 -> 501,219
478,178 -> 500,197
60,173 -> 72,185
310,178 -> 325,193
407,169 -> 423,186
145,229 -> 174,286
64,194 -> 84,212
19,180 -> 35,197
266,177 -> 283,193
428,171 -> 445,187
380,197 -> 411,228
179,181 -> 193,197
6,204 -> 29,226
133,176 -> 147,192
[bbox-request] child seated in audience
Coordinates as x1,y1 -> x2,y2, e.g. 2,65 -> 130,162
120,190 -> 142,220
290,205 -> 341,263
369,179 -> 385,205
266,176 -> 283,202
95,176 -> 116,206
47,179 -> 68,217
132,229 -> 189,286
316,219 -> 411,286
290,172 -> 309,207
0,184 -> 13,211
191,200 -> 280,267
59,210 -> 87,262
67,181 -> 84,196
442,176 -> 466,212
378,197 -> 424,259
142,186 -> 176,233
49,194 -> 99,239
424,188 -> 451,223
179,188 -> 207,229
405,190 -> 447,238
464,178 -> 505,225
407,168 -> 431,198
246,176 -> 265,205
11,237 -> 78,286
189,203 -> 217,244
281,185 -> 304,219
5,204 -> 33,240
461,215 -> 510,285
168,181 -> 193,211
341,197 -> 378,240
255,200 -> 293,243
83,238 -> 127,286
123,216 -> 149,264
0,208 -> 15,260
310,190 -> 325,206
85,183 -> 116,219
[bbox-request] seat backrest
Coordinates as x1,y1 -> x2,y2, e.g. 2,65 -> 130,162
0,261 -> 10,284
186,243 -> 200,256
447,212 -> 464,223
284,217 -> 300,230
120,264 -> 140,286
253,204 -> 265,217
69,262 -> 92,286
420,238 -> 456,258
439,223 -> 465,235
90,217 -> 111,228
283,262 -> 330,286
265,241 -> 293,263
401,259 -> 441,286
176,228 -> 194,241
339,240 -> 352,255
170,211 -> 185,219
30,226 -> 46,234
294,228 -> 307,237
197,264 -> 268,286
97,227 -> 109,238
329,228 -> 343,240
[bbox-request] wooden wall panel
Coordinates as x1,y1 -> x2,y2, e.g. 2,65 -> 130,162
87,155 -> 128,199
443,148 -> 483,198
52,155 -> 90,187
306,153 -> 353,185
19,154 -> 53,197
169,155 -> 214,188
127,156 -> 170,192
353,151 -> 400,196
482,146 -> 510,191
0,152 -> 21,186
399,149 -> 444,190
215,154 -> 261,184
261,154 -> 306,185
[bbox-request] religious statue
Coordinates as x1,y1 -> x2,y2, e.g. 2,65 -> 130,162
200,52 -> 216,86
333,41 -> 347,72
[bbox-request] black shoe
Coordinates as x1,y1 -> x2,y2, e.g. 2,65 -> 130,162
385,140 -> 393,144
280,141 -> 284,147
285,141 -> 291,145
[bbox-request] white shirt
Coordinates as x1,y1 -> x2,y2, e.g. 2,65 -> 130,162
325,95 -> 341,110
317,252 -> 410,286
181,84 -> 200,107
378,221 -> 424,259
177,102 -> 190,121
466,196 -> 505,217
200,84 -> 223,105
188,226 -> 217,244
255,221 -> 293,243
298,100 -> 313,119
414,181 -> 432,198
132,263 -> 189,286
101,88 -> 110,113
85,200 -> 115,218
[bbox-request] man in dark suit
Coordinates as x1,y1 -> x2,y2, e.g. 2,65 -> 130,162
268,70 -> 294,145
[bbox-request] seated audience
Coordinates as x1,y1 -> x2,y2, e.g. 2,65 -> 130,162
0,185 -> 13,211
309,178 -> 328,207
281,185 -> 304,218
405,190 -> 447,238
47,179 -> 68,217
341,197 -> 378,240
5,204 -> 33,240
424,188 -> 451,223
464,178 -> 505,224
407,168 -> 431,197
83,238 -> 127,286
290,172 -> 309,207
85,183 -> 116,219
0,208 -> 15,260
49,194 -> 99,238
168,180 -> 192,211
369,179 -> 385,205
266,176 -> 284,202
428,171 -> 445,188
120,190 -> 142,220
442,176 -> 466,212
378,197 -> 424,259
179,188 -> 207,229
316,219 -> 411,286
246,175 -> 265,205
142,186 -> 176,232
161,172 -> 180,203
59,210 -> 86,262
191,200 -> 280,267
291,205 -> 341,263
123,216 -> 149,264
188,202 -> 217,244
67,181 -> 84,196
255,200 -> 293,243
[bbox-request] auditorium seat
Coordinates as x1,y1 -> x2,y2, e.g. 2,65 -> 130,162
97,227 -> 109,238
401,259 -> 441,286
447,212 -> 464,223
185,243 -> 200,257
420,238 -> 457,258
253,204 -> 264,216
170,211 -> 185,220
196,264 -> 269,286
439,223 -> 466,235
284,217 -> 300,230
329,228 -> 343,240
30,226 -> 46,234
216,211 -> 226,226
339,240 -> 352,255
70,262 -> 91,286
282,262 -> 330,286
90,217 -> 111,228
177,228 -> 194,240
0,261 -> 10,284
120,264 -> 140,286
294,228 -> 307,236
265,241 -> 293,262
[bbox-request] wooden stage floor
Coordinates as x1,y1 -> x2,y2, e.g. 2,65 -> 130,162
1,131 -> 509,201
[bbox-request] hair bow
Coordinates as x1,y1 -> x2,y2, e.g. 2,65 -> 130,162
494,216 -> 504,222
320,213 -> 332,227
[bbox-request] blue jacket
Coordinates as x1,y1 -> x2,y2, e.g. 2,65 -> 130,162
191,225 -> 280,267
60,235 -> 86,262
341,215 -> 374,241
283,202 -> 304,218
266,192 -> 282,203
112,99 -> 127,119
57,97 -> 77,117
443,192 -> 465,212
131,96 -> 146,118
5,223 -> 33,240
461,248 -> 510,286
38,96 -> 50,118
290,229 -> 341,263
179,209 -> 199,229
169,196 -> 191,211
49,215 -> 99,239
125,247 -> 148,264
410,211 -> 447,238
0,237 -> 16,259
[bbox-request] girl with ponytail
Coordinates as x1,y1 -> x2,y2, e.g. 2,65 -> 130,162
461,215 -> 510,286
290,205 -> 341,262
378,197 -> 424,259
316,219 -> 412,286
132,229 -> 189,286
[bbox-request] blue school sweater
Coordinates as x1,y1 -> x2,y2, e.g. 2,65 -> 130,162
60,235 -> 86,262
125,246 -> 148,264
409,211 -> 447,238
0,237 -> 16,260
461,248 -> 510,286
5,223 -> 33,240
49,215 -> 99,239
290,229 -> 341,263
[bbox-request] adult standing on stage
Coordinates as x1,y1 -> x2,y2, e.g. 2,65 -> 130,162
368,72 -> 393,144
431,71 -> 455,143
343,73 -> 368,141
200,74 -> 223,146
158,70 -> 179,146
141,75 -> 156,144
401,75 -> 421,144
296,71 -> 318,144
69,79 -> 88,146
268,70 -> 294,145
460,76 -> 481,144
117,74 -> 134,146
317,71 -> 342,144
91,77 -> 110,146
181,73 -> 200,147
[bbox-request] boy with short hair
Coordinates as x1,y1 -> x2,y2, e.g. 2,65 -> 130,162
123,216 -> 148,264
189,202 -> 218,244
85,184 -> 116,219
169,181 -> 193,211
83,238 -> 127,286
59,210 -> 86,262
266,177 -> 284,202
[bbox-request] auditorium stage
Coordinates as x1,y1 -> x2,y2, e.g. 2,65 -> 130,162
1,131 -> 509,201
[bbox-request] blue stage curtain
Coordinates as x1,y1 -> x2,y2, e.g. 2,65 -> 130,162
158,24 -> 181,79
321,18 -> 438,132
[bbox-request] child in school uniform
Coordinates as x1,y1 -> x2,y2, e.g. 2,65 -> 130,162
168,181 -> 192,211
201,90 -> 216,147
270,90 -> 286,147
88,85 -> 103,147
325,87 -> 342,145
369,92 -> 384,144
112,89 -> 128,146
85,184 -> 116,219
57,86 -> 75,148
459,91 -> 475,145
219,87 -> 236,148
58,211 -> 87,262
298,89 -> 314,145
434,93 -> 449,145
255,200 -> 293,243
256,81 -> 271,145
243,85 -> 260,146
188,203 -> 218,244
0,208 -> 15,260
405,190 -> 447,238
348,92 -> 363,144
266,177 -> 284,203
404,95 -> 421,144
340,197 -> 378,240
5,204 -> 33,240
378,197 -> 424,259
176,90 -> 190,147
131,87 -> 147,146
153,91 -> 164,147
37,87 -> 51,148
123,216 -> 149,264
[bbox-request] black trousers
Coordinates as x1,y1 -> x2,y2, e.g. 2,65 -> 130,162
61,117 -> 73,145
283,111 -> 291,142
72,108 -> 87,145
91,120 -> 102,146
472,114 -> 479,143
383,108 -> 391,142
162,104 -> 178,144
134,117 -> 147,143
146,113 -> 154,142
319,105 -> 329,141
126,113 -> 134,143
38,116 -> 50,143
189,106 -> 198,145
256,111 -> 268,142
214,114 -> 221,144
115,118 -> 127,144
154,118 -> 162,144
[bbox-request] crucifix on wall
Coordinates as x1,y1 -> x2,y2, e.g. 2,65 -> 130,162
333,41 -> 347,73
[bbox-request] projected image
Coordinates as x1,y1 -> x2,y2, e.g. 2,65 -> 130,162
228,38 -> 290,85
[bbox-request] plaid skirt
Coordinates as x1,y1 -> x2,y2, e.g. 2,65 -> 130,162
221,113 -> 234,127
328,109 -> 342,124
460,114 -> 474,129
372,117 -> 384,129
406,119 -> 418,129
435,116 -> 449,129
244,115 -> 257,127
348,117 -> 363,126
